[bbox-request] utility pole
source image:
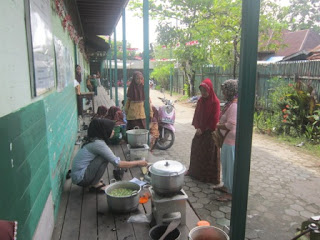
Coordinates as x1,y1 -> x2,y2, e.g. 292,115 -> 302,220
114,28 -> 119,106
122,8 -> 127,104
143,0 -> 150,133
170,47 -> 173,96
230,0 -> 260,239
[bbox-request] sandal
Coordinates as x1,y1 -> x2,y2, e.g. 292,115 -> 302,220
213,186 -> 228,193
216,194 -> 232,202
89,183 -> 106,193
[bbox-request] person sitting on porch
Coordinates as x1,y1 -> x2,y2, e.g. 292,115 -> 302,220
149,105 -> 160,151
92,105 -> 108,119
74,79 -> 82,116
70,118 -> 148,192
106,106 -> 125,126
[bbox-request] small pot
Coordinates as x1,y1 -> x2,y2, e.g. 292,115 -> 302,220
105,181 -> 141,213
149,160 -> 186,195
126,128 -> 149,147
188,226 -> 229,240
149,224 -> 181,240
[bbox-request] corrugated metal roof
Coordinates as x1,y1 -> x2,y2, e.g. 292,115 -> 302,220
76,0 -> 128,37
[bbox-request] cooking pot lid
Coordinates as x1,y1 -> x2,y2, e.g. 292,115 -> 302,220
150,160 -> 186,176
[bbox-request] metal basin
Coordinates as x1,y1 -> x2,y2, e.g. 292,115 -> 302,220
105,181 -> 141,213
126,128 -> 149,147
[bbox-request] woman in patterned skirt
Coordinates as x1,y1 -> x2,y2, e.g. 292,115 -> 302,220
187,78 -> 221,183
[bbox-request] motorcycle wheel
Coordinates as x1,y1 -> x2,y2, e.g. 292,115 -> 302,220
156,128 -> 175,150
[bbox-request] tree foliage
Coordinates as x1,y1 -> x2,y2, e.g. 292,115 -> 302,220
128,0 -> 292,96
285,0 -> 320,33
109,41 -> 141,60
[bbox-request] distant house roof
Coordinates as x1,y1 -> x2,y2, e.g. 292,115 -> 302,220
276,29 -> 320,57
307,44 -> 320,60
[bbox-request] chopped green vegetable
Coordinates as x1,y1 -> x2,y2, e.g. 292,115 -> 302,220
109,188 -> 135,197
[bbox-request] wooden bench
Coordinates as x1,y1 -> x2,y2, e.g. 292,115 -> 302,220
52,143 -> 200,240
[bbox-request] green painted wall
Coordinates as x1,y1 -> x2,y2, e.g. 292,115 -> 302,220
0,101 -> 50,239
0,1 -> 85,239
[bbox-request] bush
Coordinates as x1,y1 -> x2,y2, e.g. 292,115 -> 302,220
254,78 -> 320,142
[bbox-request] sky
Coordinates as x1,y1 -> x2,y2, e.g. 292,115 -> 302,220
111,0 -> 291,52
114,8 -> 158,53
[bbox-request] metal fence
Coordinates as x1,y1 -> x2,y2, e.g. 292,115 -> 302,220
171,60 -> 320,102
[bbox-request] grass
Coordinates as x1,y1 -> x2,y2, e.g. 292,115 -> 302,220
275,135 -> 320,158
253,124 -> 320,158
178,95 -> 189,101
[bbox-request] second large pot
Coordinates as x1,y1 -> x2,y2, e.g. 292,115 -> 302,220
105,181 -> 141,213
126,128 -> 149,147
149,160 -> 186,195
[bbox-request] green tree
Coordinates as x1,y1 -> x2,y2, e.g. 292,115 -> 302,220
129,0 -> 287,96
109,41 -> 140,60
130,0 -> 215,96
150,62 -> 173,89
258,0 -> 288,52
285,0 -> 320,33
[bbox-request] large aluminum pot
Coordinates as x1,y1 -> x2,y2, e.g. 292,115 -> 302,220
149,160 -> 186,195
188,226 -> 229,240
126,128 -> 149,147
105,181 -> 141,213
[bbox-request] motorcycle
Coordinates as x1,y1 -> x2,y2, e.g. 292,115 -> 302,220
155,96 -> 176,150
291,215 -> 320,240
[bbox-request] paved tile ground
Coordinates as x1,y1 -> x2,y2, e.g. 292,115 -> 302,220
103,86 -> 320,239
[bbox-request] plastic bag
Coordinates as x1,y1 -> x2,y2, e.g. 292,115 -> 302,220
127,213 -> 152,223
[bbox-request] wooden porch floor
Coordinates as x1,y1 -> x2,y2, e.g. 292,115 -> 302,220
52,87 -> 200,240
52,143 -> 200,240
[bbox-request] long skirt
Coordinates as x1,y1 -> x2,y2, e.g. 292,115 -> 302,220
221,144 -> 235,193
127,119 -> 146,130
188,131 -> 220,184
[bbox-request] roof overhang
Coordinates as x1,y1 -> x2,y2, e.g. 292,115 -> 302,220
75,0 -> 129,53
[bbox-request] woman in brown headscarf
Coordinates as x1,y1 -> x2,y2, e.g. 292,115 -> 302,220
125,71 -> 152,130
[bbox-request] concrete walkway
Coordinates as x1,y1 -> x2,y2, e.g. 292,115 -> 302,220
98,86 -> 320,239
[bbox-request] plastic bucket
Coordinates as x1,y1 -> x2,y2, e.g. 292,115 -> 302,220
149,224 -> 180,240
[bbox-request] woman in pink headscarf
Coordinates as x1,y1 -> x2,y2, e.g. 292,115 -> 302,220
186,78 -> 221,183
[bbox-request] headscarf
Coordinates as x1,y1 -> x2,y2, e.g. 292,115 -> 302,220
97,106 -> 108,116
220,79 -> 238,117
92,106 -> 108,120
127,71 -> 145,101
106,106 -> 121,120
106,106 -> 125,126
192,78 -> 220,132
82,119 -> 115,147
114,111 -> 125,126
